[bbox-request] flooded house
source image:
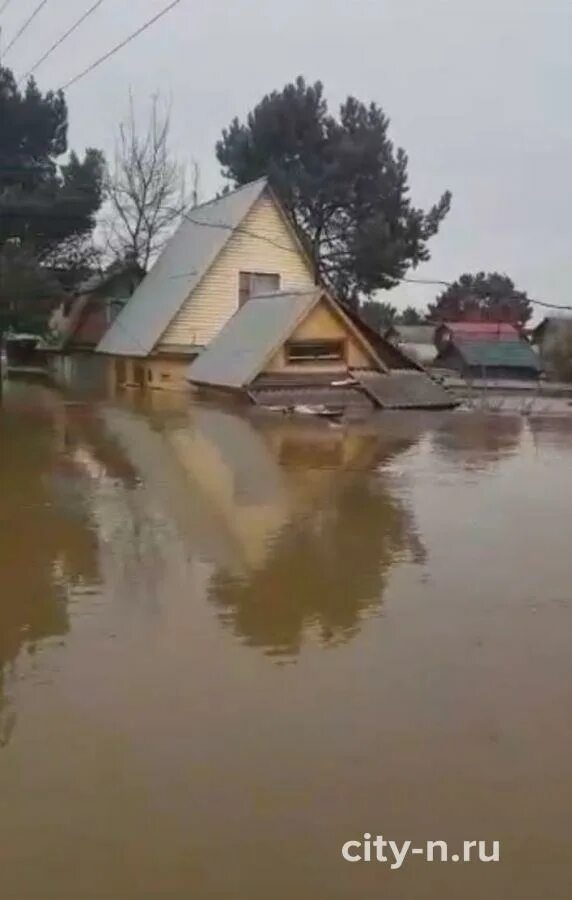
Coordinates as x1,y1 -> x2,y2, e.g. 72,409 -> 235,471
531,315 -> 572,378
95,177 -> 453,410
47,262 -> 143,390
96,178 -> 317,390
1,333 -> 49,376
187,287 -> 455,412
434,321 -> 542,381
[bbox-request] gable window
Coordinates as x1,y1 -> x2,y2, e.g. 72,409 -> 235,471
286,339 -> 346,364
239,272 -> 280,306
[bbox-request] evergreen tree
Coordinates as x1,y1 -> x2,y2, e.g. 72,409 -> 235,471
428,272 -> 532,325
216,77 -> 451,305
0,67 -> 104,261
400,306 -> 424,325
0,66 -> 105,330
360,300 -> 398,332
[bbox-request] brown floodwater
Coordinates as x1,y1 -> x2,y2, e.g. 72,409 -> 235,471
0,380 -> 571,899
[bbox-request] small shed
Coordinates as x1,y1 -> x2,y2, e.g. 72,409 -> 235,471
435,338 -> 542,380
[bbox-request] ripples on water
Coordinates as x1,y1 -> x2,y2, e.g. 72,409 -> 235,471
0,381 -> 571,899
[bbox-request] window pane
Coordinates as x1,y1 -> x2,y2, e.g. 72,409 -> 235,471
251,273 -> 280,296
238,271 -> 280,306
286,340 -> 345,363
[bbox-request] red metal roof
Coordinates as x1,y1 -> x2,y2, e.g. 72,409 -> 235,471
441,322 -> 520,341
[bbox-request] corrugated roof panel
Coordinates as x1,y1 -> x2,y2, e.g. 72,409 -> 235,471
457,339 -> 542,370
187,290 -> 320,389
96,178 -> 268,357
444,322 -> 520,340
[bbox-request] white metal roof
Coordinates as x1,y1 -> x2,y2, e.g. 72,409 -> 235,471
96,178 -> 268,357
187,290 -> 323,389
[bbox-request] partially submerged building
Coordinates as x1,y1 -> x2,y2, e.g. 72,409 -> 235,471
48,263 -> 143,389
94,177 -> 455,411
96,178 -> 316,390
531,315 -> 572,379
187,288 -> 455,412
434,321 -> 541,381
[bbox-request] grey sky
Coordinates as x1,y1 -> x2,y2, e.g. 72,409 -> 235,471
2,0 -> 571,317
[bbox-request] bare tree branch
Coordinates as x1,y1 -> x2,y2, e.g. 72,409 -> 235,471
102,93 -> 193,271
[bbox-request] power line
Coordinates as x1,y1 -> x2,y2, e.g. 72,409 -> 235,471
2,190 -> 570,314
60,0 -> 185,92
397,276 -> 572,311
2,0 -> 49,59
20,0 -> 106,84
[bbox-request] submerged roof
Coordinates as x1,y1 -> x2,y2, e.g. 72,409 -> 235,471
187,289 -> 381,390
450,339 -> 542,370
97,178 -> 269,357
187,290 -> 323,389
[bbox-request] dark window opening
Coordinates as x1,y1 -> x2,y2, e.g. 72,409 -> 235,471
115,358 -> 127,385
286,340 -> 346,363
133,363 -> 145,388
239,272 -> 280,306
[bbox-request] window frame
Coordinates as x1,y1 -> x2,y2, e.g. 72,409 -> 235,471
238,271 -> 281,307
285,339 -> 347,365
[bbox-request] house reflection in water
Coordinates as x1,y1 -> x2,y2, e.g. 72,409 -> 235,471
155,408 -> 428,658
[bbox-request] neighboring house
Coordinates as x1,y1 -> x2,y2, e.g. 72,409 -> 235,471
48,263 -> 143,389
96,178 -> 317,391
531,315 -> 572,378
435,338 -> 542,380
433,320 -> 541,380
435,321 -> 522,352
384,324 -> 438,365
188,288 -> 456,411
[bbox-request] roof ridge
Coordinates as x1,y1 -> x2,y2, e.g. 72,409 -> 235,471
186,177 -> 268,215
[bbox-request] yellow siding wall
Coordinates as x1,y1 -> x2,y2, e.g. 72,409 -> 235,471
108,356 -> 192,393
264,299 -> 375,374
159,191 -> 315,350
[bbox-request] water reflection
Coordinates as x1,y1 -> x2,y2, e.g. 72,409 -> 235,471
168,411 -> 426,657
0,387 -> 103,744
433,411 -> 524,469
98,404 -> 427,658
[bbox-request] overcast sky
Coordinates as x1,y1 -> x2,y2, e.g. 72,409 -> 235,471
1,0 -> 571,316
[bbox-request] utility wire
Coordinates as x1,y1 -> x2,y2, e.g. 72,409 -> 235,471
20,0 -> 106,83
172,212 -> 572,312
1,195 -> 570,314
2,0 -> 49,59
398,276 -> 572,311
60,0 -> 184,91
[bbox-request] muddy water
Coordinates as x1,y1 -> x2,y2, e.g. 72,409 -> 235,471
0,381 -> 570,899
